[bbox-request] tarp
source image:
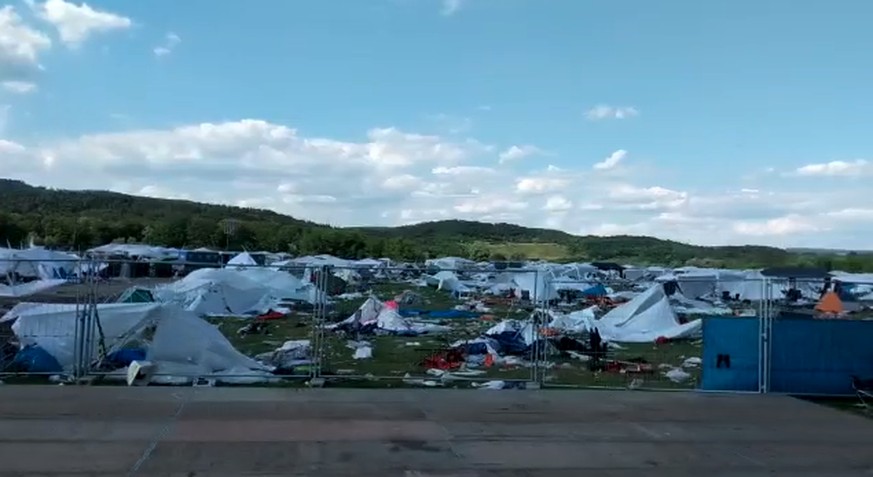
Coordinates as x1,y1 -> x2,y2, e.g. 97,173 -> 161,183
815,291 -> 844,314
595,284 -> 702,343
2,302 -> 266,375
154,267 -> 324,315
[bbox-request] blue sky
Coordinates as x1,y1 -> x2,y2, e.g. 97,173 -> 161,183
1,0 -> 872,249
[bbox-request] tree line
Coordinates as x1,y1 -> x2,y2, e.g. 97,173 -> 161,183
1,179 -> 872,271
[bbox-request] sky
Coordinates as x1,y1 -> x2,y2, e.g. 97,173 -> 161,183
1,0 -> 872,249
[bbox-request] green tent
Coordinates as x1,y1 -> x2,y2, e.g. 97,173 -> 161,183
117,287 -> 155,303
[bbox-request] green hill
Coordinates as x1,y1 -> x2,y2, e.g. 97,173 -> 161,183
1,179 -> 870,270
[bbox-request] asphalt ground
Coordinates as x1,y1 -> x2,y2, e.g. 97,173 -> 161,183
0,386 -> 871,476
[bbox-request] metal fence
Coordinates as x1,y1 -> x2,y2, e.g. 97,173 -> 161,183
2,258 -> 870,394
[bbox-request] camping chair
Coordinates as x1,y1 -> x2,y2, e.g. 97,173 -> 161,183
851,376 -> 873,413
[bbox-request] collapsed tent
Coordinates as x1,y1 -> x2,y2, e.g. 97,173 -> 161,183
594,284 -> 701,343
0,247 -> 78,297
1,302 -> 266,376
152,267 -> 324,316
331,297 -> 450,335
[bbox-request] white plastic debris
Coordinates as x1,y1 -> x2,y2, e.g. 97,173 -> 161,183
665,368 -> 691,383
474,380 -> 505,390
566,351 -> 592,362
353,346 -> 373,360
682,357 -> 702,368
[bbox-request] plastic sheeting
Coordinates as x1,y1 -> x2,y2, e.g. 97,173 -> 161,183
147,307 -> 267,374
3,302 -> 160,371
0,279 -> 68,298
331,296 -> 450,335
154,267 -> 323,316
2,301 -> 267,376
595,284 -> 702,343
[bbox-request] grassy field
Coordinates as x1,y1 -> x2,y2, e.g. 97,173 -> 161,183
212,282 -> 703,389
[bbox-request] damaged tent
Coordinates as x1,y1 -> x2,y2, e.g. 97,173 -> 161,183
153,267 -> 323,316
594,284 -> 701,343
0,247 -> 78,297
330,297 -> 450,335
1,302 -> 267,379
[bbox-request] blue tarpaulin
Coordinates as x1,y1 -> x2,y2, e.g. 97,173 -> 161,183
398,309 -> 479,319
12,345 -> 63,374
581,284 -> 608,297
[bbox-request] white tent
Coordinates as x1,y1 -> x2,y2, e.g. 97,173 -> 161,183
594,284 -> 701,343
656,269 -> 718,299
330,296 -> 383,329
0,247 -> 78,297
153,268 -> 322,316
227,251 -> 258,268
718,270 -> 770,301
1,302 -> 265,376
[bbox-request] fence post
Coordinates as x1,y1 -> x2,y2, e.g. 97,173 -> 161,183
757,277 -> 772,394
309,265 -> 328,385
531,269 -> 543,388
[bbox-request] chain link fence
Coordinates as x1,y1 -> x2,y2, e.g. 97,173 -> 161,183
3,257 -> 871,394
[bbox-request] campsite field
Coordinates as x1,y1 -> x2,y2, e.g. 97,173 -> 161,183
212,283 -> 703,389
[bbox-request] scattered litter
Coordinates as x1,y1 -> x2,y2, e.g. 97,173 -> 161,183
346,340 -> 373,359
353,346 -> 373,360
665,368 -> 691,383
473,380 -> 505,390
405,342 -> 421,347
682,357 -> 702,368
566,351 -> 592,362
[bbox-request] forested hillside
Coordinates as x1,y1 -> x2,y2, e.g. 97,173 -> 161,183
1,179 -> 871,270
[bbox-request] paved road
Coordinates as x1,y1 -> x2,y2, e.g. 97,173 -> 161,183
0,386 -> 870,476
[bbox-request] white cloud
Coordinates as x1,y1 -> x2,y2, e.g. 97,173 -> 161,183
795,159 -> 871,177
498,145 -> 542,164
153,32 -> 180,57
515,177 -> 569,195
432,165 -> 495,176
5,117 -> 873,248
585,105 -> 639,121
1,80 -> 37,94
382,174 -> 422,191
441,0 -> 463,16
593,149 -> 627,170
0,5 -> 52,80
825,208 -> 873,221
732,215 -> 821,236
607,184 -> 688,210
454,196 -> 527,214
543,195 -> 572,212
28,0 -> 131,47
0,138 -> 26,153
